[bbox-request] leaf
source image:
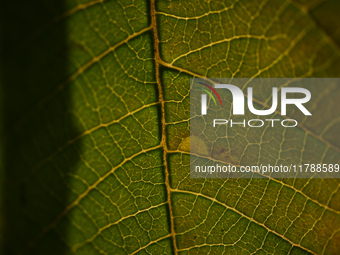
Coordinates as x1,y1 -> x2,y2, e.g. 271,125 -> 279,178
1,0 -> 340,254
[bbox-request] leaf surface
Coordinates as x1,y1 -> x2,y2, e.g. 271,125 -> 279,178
1,0 -> 340,254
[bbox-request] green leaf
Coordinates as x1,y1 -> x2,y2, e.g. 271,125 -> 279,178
1,0 -> 340,254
